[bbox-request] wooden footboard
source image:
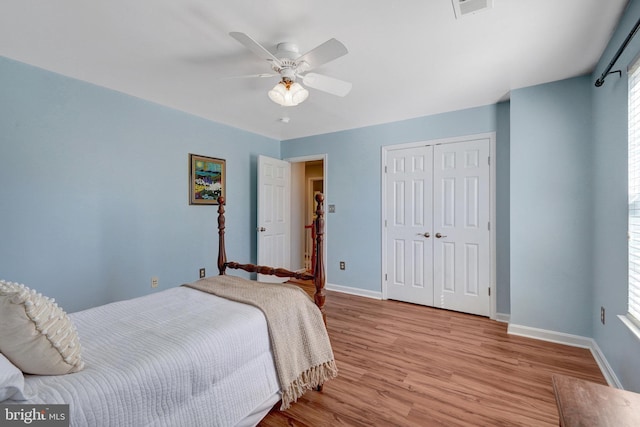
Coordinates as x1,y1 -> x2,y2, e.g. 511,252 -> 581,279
216,194 -> 327,323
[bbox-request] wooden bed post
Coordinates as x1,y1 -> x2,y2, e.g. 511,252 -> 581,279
217,196 -> 227,275
313,193 -> 327,324
215,193 -> 327,323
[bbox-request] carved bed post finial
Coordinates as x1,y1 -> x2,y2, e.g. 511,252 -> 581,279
313,193 -> 327,324
217,196 -> 227,275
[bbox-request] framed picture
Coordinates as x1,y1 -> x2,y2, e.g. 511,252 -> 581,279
189,154 -> 226,205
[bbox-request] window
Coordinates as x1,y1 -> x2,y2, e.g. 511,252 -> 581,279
628,58 -> 640,328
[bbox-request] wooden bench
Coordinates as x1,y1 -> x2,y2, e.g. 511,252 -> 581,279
552,374 -> 640,426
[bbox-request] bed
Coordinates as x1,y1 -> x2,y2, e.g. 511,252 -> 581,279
0,193 -> 335,427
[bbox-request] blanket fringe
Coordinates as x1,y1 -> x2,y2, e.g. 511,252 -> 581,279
280,360 -> 339,410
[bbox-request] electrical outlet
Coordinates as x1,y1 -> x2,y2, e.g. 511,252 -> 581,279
339,261 -> 346,270
151,276 -> 159,288
199,268 -> 206,278
601,306 -> 606,324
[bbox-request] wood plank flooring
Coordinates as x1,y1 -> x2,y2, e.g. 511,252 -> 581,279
259,286 -> 606,427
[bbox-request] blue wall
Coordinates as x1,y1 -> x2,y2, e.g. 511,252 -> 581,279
0,55 -> 513,314
5,0 -> 640,390
0,56 -> 280,312
591,0 -> 640,391
281,103 -> 512,314
509,76 -> 593,337
506,0 -> 640,391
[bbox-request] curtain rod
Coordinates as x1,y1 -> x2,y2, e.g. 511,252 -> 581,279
595,16 -> 640,87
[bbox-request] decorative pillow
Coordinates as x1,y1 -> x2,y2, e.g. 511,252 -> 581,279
0,353 -> 27,401
0,280 -> 85,375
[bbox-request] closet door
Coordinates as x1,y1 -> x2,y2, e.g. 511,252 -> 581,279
433,139 -> 491,316
385,146 -> 434,306
384,137 -> 491,317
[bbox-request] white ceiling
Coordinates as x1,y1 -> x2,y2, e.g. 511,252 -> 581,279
0,0 -> 629,140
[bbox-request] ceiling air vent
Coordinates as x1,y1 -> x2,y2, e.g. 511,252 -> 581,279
452,0 -> 493,19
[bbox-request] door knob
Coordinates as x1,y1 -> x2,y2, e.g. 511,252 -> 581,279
435,232 -> 447,238
416,232 -> 430,238
257,227 -> 266,232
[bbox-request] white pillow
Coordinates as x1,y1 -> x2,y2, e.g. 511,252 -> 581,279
0,280 -> 85,375
0,353 -> 27,401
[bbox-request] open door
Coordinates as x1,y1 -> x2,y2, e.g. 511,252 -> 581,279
257,155 -> 291,282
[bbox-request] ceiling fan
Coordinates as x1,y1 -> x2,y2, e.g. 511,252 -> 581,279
229,31 -> 352,107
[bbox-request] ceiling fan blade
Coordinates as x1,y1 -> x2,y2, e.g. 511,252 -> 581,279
296,38 -> 348,70
229,32 -> 281,66
224,73 -> 278,80
302,73 -> 352,97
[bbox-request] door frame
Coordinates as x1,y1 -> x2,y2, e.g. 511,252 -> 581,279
381,133 -> 497,319
285,154 -> 328,276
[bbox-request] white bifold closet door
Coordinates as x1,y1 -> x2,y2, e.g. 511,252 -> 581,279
386,138 -> 491,317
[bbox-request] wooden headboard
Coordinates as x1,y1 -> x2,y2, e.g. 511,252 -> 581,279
216,193 -> 327,322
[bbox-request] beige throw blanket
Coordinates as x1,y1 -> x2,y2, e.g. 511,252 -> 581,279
184,275 -> 338,409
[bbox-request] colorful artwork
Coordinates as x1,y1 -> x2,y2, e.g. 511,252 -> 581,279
189,154 -> 226,205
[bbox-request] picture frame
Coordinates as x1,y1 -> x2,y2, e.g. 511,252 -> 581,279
189,154 -> 226,205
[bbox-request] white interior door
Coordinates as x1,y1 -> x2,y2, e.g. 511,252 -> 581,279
257,155 -> 290,282
433,139 -> 491,316
386,146 -> 434,306
384,138 -> 491,317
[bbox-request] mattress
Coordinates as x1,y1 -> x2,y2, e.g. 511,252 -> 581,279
8,286 -> 280,427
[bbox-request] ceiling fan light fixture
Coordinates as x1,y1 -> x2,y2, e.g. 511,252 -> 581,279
268,79 -> 309,106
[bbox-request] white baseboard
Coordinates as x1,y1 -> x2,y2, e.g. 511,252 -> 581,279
495,312 -> 510,323
589,340 -> 623,389
507,324 -> 593,348
326,283 -> 382,299
507,323 -> 622,388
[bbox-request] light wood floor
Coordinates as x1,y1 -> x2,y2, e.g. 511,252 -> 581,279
259,286 -> 606,427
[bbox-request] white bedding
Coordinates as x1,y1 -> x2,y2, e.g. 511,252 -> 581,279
6,287 -> 280,427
